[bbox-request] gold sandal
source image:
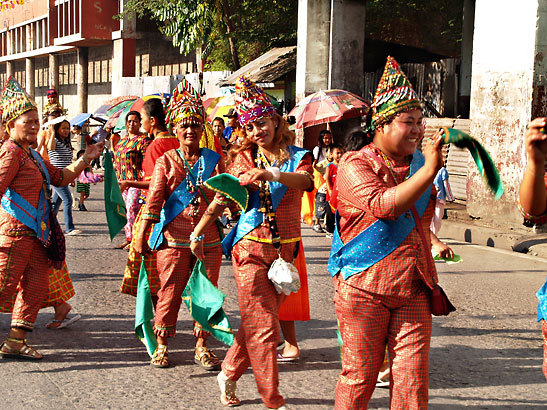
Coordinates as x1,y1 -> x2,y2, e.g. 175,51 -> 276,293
150,344 -> 169,368
194,346 -> 221,371
0,337 -> 43,360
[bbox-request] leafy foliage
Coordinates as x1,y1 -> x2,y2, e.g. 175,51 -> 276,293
122,0 -> 297,71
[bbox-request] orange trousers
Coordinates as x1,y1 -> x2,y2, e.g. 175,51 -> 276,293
154,245 -> 222,338
0,235 -> 50,331
222,239 -> 297,409
334,278 -> 432,410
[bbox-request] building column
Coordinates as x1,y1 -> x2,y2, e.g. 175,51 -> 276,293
25,58 -> 35,99
467,0 -> 546,224
77,47 -> 89,114
6,62 -> 14,78
328,0 -> 365,95
459,0 -> 475,117
295,0 -> 331,100
49,53 -> 59,90
112,38 -> 136,96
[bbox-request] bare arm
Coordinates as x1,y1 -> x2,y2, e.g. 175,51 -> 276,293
60,142 -> 104,185
189,201 -> 225,260
238,168 -> 313,191
119,180 -> 150,191
430,231 -> 454,259
519,117 -> 547,216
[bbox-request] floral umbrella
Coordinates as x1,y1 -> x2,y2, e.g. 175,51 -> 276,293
288,89 -> 370,129
113,93 -> 171,133
93,96 -> 138,118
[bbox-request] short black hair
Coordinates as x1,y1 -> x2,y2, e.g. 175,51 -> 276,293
345,130 -> 370,151
125,110 -> 141,122
212,117 -> 225,126
142,99 -> 166,129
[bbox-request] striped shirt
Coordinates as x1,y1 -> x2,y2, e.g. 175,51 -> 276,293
48,137 -> 73,169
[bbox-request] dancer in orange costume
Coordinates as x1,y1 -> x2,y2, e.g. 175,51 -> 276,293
191,76 -> 313,409
133,79 -> 225,369
329,57 -> 443,409
0,77 -> 102,360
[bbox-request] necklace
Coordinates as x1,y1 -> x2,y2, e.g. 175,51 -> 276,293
254,148 -> 281,249
181,150 -> 204,217
377,149 -> 410,182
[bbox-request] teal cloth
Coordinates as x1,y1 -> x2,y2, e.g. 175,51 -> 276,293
135,260 -> 158,357
182,260 -> 234,346
103,151 -> 127,240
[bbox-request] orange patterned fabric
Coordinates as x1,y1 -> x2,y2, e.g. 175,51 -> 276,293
222,239 -> 297,409
0,261 -> 74,312
121,206 -> 159,296
336,143 -> 438,296
0,235 -> 50,330
219,148 -> 313,242
0,140 -> 63,236
154,245 -> 222,338
122,133 -> 179,296
143,149 -> 224,247
113,133 -> 152,181
334,278 -> 432,409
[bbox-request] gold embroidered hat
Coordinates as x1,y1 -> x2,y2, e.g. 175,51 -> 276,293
234,75 -> 276,127
0,76 -> 38,124
166,78 -> 205,127
371,56 -> 422,128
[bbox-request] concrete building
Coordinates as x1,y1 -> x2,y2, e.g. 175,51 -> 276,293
0,0 -> 196,116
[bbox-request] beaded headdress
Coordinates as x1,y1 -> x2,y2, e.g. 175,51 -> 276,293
166,79 -> 205,127
0,76 -> 38,124
371,56 -> 422,128
234,75 -> 276,127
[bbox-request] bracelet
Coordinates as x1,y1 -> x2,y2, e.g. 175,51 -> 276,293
266,166 -> 281,182
190,232 -> 204,242
81,155 -> 91,166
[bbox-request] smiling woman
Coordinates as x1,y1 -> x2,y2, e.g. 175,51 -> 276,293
190,75 -> 314,409
0,77 -> 102,361
329,57 -> 444,409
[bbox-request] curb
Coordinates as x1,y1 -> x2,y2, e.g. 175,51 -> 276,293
439,220 -> 523,251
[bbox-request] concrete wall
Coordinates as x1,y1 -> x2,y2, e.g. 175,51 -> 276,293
295,0 -> 331,99
329,0 -> 365,95
467,0 -> 542,224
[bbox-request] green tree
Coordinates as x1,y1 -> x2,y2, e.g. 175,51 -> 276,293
121,0 -> 297,71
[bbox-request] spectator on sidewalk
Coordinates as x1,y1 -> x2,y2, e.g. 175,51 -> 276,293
430,166 -> 454,235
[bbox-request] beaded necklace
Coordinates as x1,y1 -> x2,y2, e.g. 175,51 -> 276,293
377,149 -> 410,182
254,148 -> 281,250
180,149 -> 203,217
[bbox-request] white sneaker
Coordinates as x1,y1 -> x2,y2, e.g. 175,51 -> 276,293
272,406 -> 293,410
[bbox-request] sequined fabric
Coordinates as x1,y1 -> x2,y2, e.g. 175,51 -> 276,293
113,133 -> 152,181
336,143 -> 438,296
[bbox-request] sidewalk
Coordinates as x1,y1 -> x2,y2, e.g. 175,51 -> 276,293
441,203 -> 547,259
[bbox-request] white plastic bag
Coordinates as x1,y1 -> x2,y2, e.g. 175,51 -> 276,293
267,257 -> 301,295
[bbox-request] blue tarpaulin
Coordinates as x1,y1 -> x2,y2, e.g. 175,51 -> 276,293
70,113 -> 92,127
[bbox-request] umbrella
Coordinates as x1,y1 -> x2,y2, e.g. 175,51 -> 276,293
104,99 -> 139,130
113,93 -> 171,133
94,95 -> 138,117
288,89 -> 370,128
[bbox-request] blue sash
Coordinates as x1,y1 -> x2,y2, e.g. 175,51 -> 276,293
327,151 -> 431,279
1,148 -> 51,243
221,146 -> 309,257
149,148 -> 220,250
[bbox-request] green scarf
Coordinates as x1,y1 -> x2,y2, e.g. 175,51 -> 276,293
441,127 -> 504,199
182,260 -> 234,346
135,260 -> 157,357
103,151 -> 127,240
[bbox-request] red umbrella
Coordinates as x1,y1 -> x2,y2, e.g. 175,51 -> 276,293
288,89 -> 370,128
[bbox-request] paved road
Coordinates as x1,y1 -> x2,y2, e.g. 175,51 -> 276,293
1,190 -> 546,409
